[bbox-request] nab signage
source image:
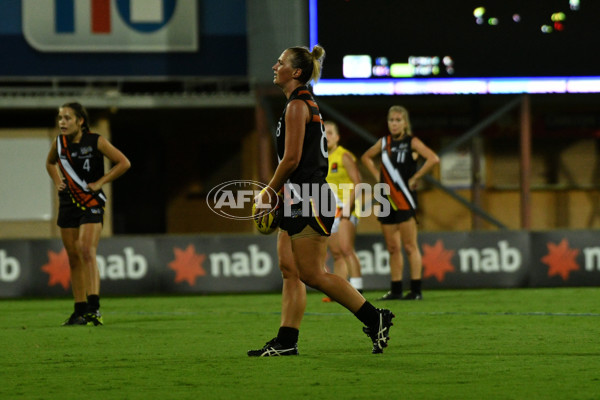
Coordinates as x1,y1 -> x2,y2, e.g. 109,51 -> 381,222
22,0 -> 198,52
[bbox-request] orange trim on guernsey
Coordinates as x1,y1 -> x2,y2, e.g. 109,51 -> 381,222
381,162 -> 411,210
58,137 -> 99,208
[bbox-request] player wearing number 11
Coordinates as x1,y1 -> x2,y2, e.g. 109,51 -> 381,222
45,102 -> 130,326
361,105 -> 439,301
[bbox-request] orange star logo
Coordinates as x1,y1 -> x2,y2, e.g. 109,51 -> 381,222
168,244 -> 207,286
41,248 -> 71,290
422,240 -> 455,282
541,239 -> 580,280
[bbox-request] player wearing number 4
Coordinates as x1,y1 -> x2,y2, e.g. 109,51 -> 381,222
249,45 -> 394,356
46,102 -> 130,326
361,106 -> 439,301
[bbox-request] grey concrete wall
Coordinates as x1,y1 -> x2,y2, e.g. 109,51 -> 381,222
246,0 -> 308,84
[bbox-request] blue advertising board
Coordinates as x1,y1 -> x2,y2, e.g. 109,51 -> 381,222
0,0 -> 247,76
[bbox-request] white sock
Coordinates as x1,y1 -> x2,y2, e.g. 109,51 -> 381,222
350,277 -> 363,290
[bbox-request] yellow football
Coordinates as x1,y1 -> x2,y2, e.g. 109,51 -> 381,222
252,200 -> 282,234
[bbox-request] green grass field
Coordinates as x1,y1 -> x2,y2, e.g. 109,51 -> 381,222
1,288 -> 599,400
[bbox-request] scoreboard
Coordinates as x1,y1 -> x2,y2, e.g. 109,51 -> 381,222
310,0 -> 600,95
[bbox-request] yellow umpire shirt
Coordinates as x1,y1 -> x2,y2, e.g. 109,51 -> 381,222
327,145 -> 360,218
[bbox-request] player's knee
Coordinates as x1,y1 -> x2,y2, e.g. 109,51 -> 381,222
79,245 -> 96,264
64,246 -> 79,260
279,260 -> 299,279
339,243 -> 354,257
386,243 -> 402,254
330,249 -> 343,261
403,243 -> 418,256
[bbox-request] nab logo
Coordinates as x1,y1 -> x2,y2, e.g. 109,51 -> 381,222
23,0 -> 197,52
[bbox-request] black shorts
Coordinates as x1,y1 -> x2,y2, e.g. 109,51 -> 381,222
279,186 -> 336,236
279,206 -> 335,237
57,191 -> 104,228
378,208 -> 416,225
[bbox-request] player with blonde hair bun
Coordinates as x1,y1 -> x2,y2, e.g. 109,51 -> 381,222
249,45 -> 394,356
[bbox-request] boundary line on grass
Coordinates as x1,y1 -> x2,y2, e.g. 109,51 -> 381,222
239,311 -> 600,318
80,311 -> 600,318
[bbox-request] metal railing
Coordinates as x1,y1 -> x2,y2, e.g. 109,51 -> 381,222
0,76 -> 256,108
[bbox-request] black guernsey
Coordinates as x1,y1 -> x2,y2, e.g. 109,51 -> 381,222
380,134 -> 418,211
275,86 -> 334,236
57,132 -> 106,209
276,86 -> 328,186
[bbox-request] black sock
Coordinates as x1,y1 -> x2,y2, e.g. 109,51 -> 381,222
74,302 -> 87,316
391,280 -> 403,295
277,327 -> 299,347
87,295 -> 100,312
354,301 -> 379,328
410,279 -> 422,294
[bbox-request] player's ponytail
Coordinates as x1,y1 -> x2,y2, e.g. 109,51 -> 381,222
288,44 -> 326,85
309,45 -> 325,84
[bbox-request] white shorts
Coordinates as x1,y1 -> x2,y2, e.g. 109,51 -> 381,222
331,213 -> 358,234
